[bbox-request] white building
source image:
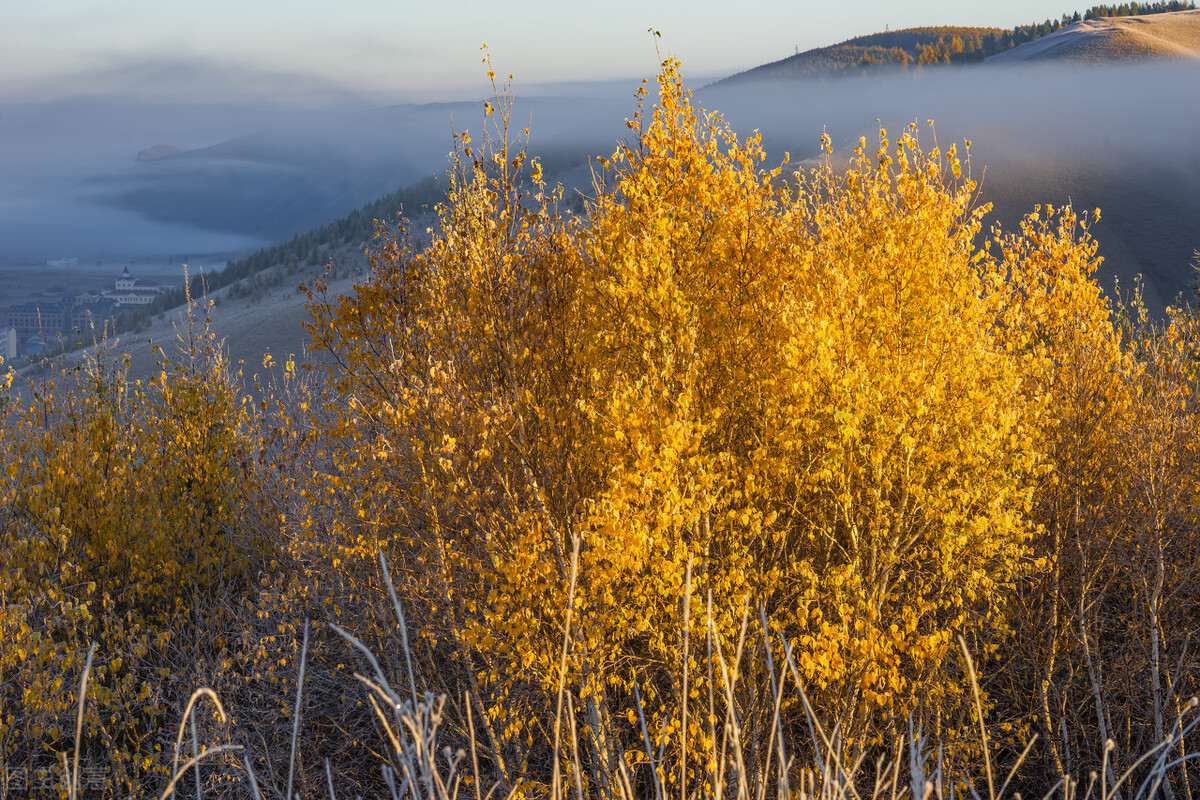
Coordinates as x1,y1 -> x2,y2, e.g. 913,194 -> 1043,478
104,267 -> 164,307
0,327 -> 16,361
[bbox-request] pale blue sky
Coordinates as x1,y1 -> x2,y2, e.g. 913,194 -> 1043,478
1,1 -> 1078,103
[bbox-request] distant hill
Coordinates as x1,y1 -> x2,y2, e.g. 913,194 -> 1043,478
79,102 -> 477,242
988,9 -> 1200,62
79,95 -> 625,246
99,134 -> 602,344
713,2 -> 1197,85
713,27 -> 1009,84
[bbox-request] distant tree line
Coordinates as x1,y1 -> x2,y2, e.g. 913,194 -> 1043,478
1084,1 -> 1195,18
100,139 -> 597,340
841,25 -> 1066,70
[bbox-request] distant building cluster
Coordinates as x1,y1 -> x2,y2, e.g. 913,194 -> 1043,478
2,267 -> 170,361
79,266 -> 165,308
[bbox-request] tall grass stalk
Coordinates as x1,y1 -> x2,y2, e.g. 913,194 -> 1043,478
56,551 -> 1200,800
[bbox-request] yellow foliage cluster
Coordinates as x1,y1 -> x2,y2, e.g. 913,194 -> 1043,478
304,58 -> 1098,786
0,307 -> 266,794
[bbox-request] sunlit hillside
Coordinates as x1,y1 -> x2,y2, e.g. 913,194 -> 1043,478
715,4 -> 1199,84
990,8 -> 1200,61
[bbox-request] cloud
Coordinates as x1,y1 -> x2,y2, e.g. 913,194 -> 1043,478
0,55 -> 371,107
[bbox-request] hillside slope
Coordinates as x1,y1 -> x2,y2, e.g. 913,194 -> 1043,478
989,10 -> 1200,62
713,27 -> 1004,84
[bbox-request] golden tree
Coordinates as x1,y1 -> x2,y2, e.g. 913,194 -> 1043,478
306,57 -> 1071,792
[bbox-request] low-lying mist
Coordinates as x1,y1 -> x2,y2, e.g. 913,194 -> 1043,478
1,57 -> 1196,312
0,77 -> 638,267
0,97 -> 323,264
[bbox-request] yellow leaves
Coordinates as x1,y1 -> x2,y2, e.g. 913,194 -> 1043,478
0,293 -> 270,789
275,52 -> 1153,782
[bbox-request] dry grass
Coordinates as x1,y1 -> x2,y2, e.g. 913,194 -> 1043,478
49,547 -> 1200,800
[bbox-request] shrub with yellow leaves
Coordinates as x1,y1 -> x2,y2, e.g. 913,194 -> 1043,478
305,56 -> 1077,791
0,302 -> 269,795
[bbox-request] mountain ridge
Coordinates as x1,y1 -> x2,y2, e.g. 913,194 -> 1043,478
712,6 -> 1200,86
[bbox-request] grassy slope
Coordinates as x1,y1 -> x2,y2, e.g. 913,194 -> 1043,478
989,9 -> 1200,61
